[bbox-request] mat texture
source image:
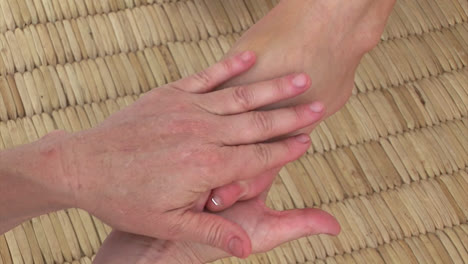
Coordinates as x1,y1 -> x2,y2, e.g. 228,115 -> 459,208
0,0 -> 467,263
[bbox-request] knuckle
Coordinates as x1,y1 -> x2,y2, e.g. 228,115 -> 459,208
254,144 -> 273,166
252,111 -> 273,134
274,77 -> 289,95
205,222 -> 224,246
194,148 -> 225,173
293,105 -> 304,122
193,70 -> 212,87
283,139 -> 296,155
201,150 -> 224,166
220,59 -> 234,74
232,86 -> 254,110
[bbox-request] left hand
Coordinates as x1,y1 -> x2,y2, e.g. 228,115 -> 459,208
94,191 -> 340,264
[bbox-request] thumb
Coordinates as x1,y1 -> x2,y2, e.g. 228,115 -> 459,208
255,208 -> 341,251
177,211 -> 252,258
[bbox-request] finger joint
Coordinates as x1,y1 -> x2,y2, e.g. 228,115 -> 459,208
220,59 -> 234,74
193,70 -> 212,88
252,111 -> 273,135
232,86 -> 254,110
254,144 -> 273,167
274,77 -> 289,95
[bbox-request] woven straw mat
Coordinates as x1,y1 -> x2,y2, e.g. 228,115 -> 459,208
0,0 -> 467,263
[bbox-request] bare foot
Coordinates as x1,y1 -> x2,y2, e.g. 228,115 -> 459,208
223,0 -> 396,133
208,0 -> 396,212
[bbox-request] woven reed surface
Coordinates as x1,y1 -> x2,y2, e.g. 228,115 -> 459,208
0,0 -> 467,263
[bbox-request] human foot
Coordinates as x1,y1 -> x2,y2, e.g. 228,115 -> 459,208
223,0 -> 396,132
208,0 -> 396,212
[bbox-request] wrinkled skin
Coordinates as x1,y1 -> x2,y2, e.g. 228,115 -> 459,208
94,191 -> 340,263
60,52 -> 327,257
94,0 -> 397,261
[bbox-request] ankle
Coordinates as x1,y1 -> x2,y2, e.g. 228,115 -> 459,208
330,0 -> 396,55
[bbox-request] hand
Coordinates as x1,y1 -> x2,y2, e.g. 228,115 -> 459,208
94,191 -> 341,264
56,51 -> 326,257
207,0 -> 397,212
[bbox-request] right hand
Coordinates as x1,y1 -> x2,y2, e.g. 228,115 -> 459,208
56,51 -> 326,258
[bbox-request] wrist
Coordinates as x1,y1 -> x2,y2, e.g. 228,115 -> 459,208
19,130 -> 76,209
0,130 -> 74,232
34,130 -> 77,208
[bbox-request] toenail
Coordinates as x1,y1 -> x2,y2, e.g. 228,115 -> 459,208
292,74 -> 308,88
309,102 -> 324,113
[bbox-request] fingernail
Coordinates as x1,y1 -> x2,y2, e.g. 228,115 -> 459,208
292,73 -> 308,88
309,102 -> 324,113
295,134 -> 310,143
228,237 -> 244,258
211,196 -> 222,207
240,51 -> 254,63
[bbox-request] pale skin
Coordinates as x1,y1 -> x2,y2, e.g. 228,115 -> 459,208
94,191 -> 340,264
0,52 -> 335,258
93,0 -> 397,263
209,0 -> 397,213
1,0 -> 397,262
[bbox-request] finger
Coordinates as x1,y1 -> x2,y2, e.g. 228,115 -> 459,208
252,207 -> 341,251
222,102 -> 324,145
269,208 -> 341,237
207,168 -> 279,212
175,211 -> 252,259
199,73 -> 310,115
171,51 -> 256,93
207,181 -> 245,212
219,134 -> 311,186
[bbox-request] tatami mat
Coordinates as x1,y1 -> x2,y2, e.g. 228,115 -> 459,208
0,0 -> 467,263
